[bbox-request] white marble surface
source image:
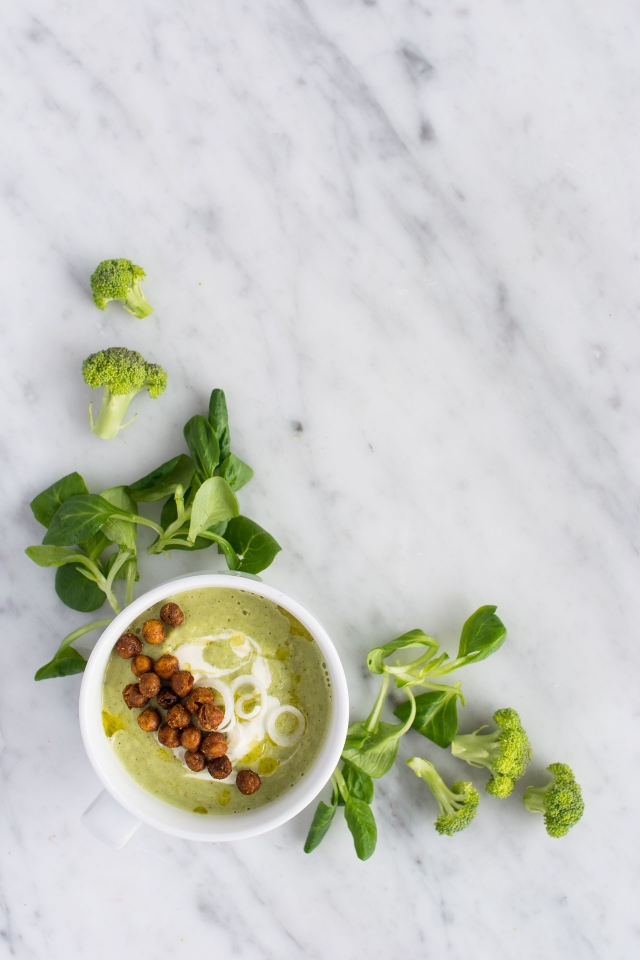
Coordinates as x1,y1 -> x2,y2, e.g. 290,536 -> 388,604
1,0 -> 638,956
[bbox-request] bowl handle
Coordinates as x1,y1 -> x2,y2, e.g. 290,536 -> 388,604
82,790 -> 141,849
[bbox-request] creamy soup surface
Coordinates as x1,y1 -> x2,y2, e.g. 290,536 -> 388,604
102,587 -> 332,815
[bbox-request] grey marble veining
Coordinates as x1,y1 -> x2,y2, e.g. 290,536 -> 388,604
1,1 -> 638,957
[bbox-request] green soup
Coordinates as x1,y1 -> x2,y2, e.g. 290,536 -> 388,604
102,587 -> 333,815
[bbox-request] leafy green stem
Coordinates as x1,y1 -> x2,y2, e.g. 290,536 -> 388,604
124,558 -> 136,607
75,555 -> 121,613
411,678 -> 465,702
365,671 -> 390,734
333,768 -> 349,803
147,486 -> 193,554
127,514 -> 164,537
153,537 -> 192,551
35,617 -> 113,681
393,687 -> 416,738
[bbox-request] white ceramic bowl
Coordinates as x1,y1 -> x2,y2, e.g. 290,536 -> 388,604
79,573 -> 349,847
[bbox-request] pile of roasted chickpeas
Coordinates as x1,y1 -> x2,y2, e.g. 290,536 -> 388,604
115,601 -> 261,796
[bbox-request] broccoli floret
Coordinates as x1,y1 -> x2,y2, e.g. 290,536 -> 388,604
407,757 -> 480,835
82,347 -> 167,440
450,707 -> 532,798
523,763 -> 584,838
90,259 -> 153,318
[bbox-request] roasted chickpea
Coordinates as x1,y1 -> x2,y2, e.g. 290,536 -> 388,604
122,683 -> 135,709
236,769 -> 261,795
201,732 -> 228,759
166,704 -> 191,729
160,602 -> 184,627
127,684 -> 149,709
180,726 -> 202,751
138,671 -> 161,699
184,687 -> 214,714
137,708 -> 161,732
184,750 -> 206,772
142,619 -> 165,645
115,634 -> 142,659
154,654 -> 180,681
156,687 -> 180,710
131,654 -> 154,677
158,723 -> 181,748
198,702 -> 224,731
170,670 -> 194,697
207,756 -> 232,780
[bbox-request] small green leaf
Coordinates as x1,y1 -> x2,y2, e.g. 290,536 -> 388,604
34,617 -> 112,681
394,690 -> 459,748
224,516 -> 282,574
30,472 -> 88,527
55,564 -> 106,612
26,545 -> 85,567
42,495 -> 124,547
303,800 -> 337,853
367,629 -> 439,675
218,453 -> 254,492
100,486 -> 137,514
35,647 -> 87,680
184,415 -> 220,480
127,455 -> 196,502
457,605 -> 507,664
208,389 -> 231,461
342,761 -> 374,804
100,487 -> 138,551
188,477 -> 239,542
344,798 -> 377,860
342,722 -> 401,779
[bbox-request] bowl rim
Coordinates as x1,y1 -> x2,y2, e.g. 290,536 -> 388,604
79,573 -> 349,842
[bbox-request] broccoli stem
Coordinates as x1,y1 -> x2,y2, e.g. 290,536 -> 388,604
523,786 -> 547,814
408,759 -> 461,816
123,284 -> 153,319
91,389 -> 141,440
450,729 -> 500,770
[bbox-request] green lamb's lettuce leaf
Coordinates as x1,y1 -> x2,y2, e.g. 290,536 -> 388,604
344,798 -> 377,861
127,455 -> 196,502
100,487 -> 138,552
55,564 -> 106,612
26,545 -> 89,567
367,629 -> 439,675
342,761 -> 374,804
184,415 -> 220,480
223,516 -> 281,574
208,389 -> 231,461
42,495 -> 127,547
218,454 -> 254,492
30,472 -> 89,527
34,646 -> 88,680
34,618 -> 112,681
303,800 -> 338,854
188,477 -> 239,542
394,690 -> 460,748
341,721 -> 402,779
456,605 -> 506,664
